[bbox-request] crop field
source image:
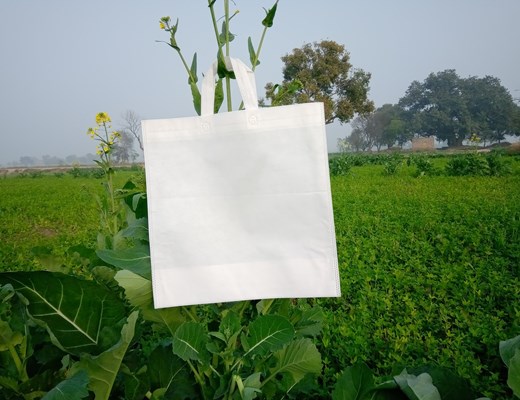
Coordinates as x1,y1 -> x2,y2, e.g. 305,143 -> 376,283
0,155 -> 519,398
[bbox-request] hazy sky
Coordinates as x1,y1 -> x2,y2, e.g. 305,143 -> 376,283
1,1 -> 519,165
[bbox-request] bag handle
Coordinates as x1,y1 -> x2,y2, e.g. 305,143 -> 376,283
201,57 -> 259,116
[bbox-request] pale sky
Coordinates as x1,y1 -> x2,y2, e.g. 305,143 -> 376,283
1,1 -> 519,165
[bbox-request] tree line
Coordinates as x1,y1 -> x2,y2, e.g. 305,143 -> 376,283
346,70 -> 520,151
265,41 -> 520,150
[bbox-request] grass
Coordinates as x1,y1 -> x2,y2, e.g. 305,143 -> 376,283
1,162 -> 519,397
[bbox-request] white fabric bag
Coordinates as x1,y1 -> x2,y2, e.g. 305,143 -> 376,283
142,57 -> 340,308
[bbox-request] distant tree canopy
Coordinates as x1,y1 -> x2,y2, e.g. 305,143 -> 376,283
399,70 -> 520,147
265,40 -> 374,124
347,104 -> 411,152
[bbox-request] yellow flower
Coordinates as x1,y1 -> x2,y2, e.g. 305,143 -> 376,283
95,112 -> 111,125
103,145 -> 110,153
87,127 -> 96,138
159,21 -> 166,30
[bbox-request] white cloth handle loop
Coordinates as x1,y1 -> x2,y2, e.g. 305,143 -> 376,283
201,57 -> 259,116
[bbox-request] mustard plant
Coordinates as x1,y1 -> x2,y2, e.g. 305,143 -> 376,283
158,0 -> 279,114
86,112 -> 123,249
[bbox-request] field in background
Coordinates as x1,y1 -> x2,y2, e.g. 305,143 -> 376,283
0,158 -> 519,397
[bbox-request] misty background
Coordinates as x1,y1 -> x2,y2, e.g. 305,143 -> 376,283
1,0 -> 519,166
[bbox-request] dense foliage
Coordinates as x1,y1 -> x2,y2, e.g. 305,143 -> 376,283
1,154 -> 519,398
265,40 -> 374,124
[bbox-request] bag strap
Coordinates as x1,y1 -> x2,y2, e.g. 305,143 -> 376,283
201,57 -> 259,116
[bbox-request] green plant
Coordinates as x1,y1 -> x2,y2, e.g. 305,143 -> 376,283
500,334 -> 520,398
407,155 -> 440,177
381,155 -> 403,176
329,156 -> 353,176
159,0 -> 278,114
331,363 -> 484,400
86,112 -> 125,250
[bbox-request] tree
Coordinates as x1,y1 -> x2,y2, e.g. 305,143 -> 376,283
464,75 -> 519,144
399,70 -> 519,147
345,104 -> 408,152
347,115 -> 372,151
121,110 -> 143,152
112,130 -> 138,164
265,40 -> 374,124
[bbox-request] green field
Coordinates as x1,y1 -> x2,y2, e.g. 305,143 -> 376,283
0,158 -> 519,398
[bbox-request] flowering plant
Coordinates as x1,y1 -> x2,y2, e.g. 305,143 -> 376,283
87,112 -> 123,249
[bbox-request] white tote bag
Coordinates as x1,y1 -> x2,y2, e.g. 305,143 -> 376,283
142,57 -> 340,308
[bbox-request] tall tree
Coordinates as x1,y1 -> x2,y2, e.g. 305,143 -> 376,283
265,40 -> 374,124
464,75 -> 518,144
399,70 -> 471,147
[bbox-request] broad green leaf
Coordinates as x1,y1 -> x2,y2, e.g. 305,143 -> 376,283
406,366 -> 474,400
120,218 -> 149,242
97,244 -> 151,279
219,310 -> 241,341
294,306 -> 324,337
262,1 -> 278,27
123,368 -> 149,400
148,343 -> 198,399
244,315 -> 294,358
114,270 -> 185,333
500,334 -> 520,368
507,349 -> 520,397
73,311 -> 138,400
41,370 -> 89,400
269,338 -> 321,385
0,272 -> 127,356
394,370 -> 441,400
172,322 -> 209,363
332,363 -> 374,400
236,372 -> 262,400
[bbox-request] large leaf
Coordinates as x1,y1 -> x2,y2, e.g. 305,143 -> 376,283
172,322 -> 209,363
0,272 -> 127,355
114,270 -> 185,333
406,366 -> 474,400
393,370 -> 441,400
42,370 -> 89,400
269,338 -> 321,385
73,311 -> 138,400
332,363 -> 374,400
507,349 -> 520,397
97,244 -> 151,279
244,315 -> 294,358
500,334 -> 520,368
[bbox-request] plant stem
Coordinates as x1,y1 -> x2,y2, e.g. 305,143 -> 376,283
252,26 -> 268,72
224,0 -> 232,111
187,360 -> 208,400
177,49 -> 197,84
208,1 -> 220,46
